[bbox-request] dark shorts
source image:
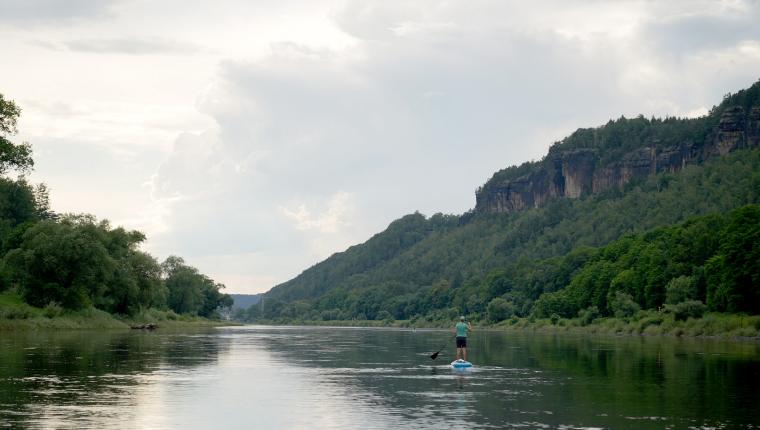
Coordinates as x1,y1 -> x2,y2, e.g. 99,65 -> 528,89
456,336 -> 467,348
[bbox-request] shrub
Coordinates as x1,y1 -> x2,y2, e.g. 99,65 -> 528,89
0,305 -> 32,319
550,313 -> 560,325
608,291 -> 640,318
533,292 -> 577,318
43,301 -> 64,318
665,275 -> 697,304
487,297 -> 516,322
664,300 -> 707,321
376,310 -> 394,322
577,306 -> 600,326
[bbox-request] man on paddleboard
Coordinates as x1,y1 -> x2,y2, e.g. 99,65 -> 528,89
452,316 -> 473,361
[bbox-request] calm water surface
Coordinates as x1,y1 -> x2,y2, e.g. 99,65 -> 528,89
1,326 -> 759,429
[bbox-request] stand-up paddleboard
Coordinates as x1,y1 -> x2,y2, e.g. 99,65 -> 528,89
451,359 -> 473,369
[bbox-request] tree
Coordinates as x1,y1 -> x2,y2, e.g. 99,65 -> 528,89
4,219 -> 114,309
705,205 -> 760,313
0,94 -> 34,175
487,297 -> 516,322
162,256 -> 232,317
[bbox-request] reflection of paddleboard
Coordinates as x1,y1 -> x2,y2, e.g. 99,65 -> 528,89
451,359 -> 473,368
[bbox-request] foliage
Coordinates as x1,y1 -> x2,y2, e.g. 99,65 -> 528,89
3,216 -> 157,313
0,94 -> 34,175
163,256 -> 232,318
665,275 -> 697,305
487,297 -> 516,322
608,291 -> 641,319
663,300 -> 707,321
577,306 -> 600,326
704,205 -> 760,313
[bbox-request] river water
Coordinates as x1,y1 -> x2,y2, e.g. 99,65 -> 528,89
1,326 -> 759,429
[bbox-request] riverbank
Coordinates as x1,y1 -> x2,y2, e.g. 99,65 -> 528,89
244,311 -> 760,339
0,291 -> 233,330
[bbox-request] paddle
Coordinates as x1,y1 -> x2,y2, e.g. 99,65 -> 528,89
430,344 -> 446,360
430,335 -> 455,360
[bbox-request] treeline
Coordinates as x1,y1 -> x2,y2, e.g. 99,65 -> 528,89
0,93 -> 231,319
531,205 -> 759,319
239,206 -> 759,326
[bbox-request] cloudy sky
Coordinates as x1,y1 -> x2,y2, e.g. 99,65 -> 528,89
1,0 -> 759,294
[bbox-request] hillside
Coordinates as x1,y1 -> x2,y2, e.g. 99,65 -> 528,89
229,293 -> 262,310
249,80 -> 760,323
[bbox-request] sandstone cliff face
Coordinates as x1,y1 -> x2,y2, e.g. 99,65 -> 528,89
475,105 -> 760,214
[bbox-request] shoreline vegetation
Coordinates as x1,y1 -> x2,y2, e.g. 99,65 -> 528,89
0,290 -> 233,330
4,284 -> 757,339
242,312 -> 760,340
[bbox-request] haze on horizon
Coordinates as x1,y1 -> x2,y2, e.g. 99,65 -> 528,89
1,0 -> 759,294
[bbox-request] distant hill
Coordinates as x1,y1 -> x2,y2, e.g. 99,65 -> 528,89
239,79 -> 760,323
229,294 -> 262,310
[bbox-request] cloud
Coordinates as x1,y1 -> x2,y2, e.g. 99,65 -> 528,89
642,7 -> 760,55
0,0 -> 120,24
62,37 -> 211,55
279,192 -> 356,234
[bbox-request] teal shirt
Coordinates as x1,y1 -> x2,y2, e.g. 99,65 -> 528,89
455,322 -> 469,337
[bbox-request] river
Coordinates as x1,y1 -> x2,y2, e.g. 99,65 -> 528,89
1,326 -> 758,429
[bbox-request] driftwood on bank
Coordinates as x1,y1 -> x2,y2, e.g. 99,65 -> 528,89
130,323 -> 158,330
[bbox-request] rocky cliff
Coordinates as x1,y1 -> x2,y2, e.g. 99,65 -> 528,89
476,103 -> 760,214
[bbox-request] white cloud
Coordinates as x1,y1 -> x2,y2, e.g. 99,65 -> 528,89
279,191 -> 356,234
62,37 -> 211,55
0,0 -> 120,24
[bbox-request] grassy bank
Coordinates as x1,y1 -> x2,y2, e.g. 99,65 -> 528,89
244,311 -> 760,339
495,312 -> 760,339
0,291 -> 233,330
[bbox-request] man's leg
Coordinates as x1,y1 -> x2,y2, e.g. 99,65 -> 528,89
463,347 -> 467,361
456,347 -> 462,360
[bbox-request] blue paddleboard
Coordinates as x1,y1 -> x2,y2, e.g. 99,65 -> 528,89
451,359 -> 473,368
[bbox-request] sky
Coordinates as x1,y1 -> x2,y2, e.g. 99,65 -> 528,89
1,0 -> 759,294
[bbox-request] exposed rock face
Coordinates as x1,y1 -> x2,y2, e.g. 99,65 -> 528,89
476,105 -> 760,214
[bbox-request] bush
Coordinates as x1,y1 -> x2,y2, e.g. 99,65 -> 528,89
550,313 -> 560,325
43,301 -> 63,318
533,292 -> 577,318
577,306 -> 600,326
487,297 -> 516,322
608,291 -> 640,318
664,300 -> 707,321
0,305 -> 32,319
665,275 -> 697,304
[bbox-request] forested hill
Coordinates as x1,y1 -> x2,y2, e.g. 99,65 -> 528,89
248,80 -> 760,323
229,294 -> 262,310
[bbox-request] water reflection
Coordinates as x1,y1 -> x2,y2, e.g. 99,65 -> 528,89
0,329 -> 227,429
1,326 -> 758,429
251,327 -> 760,429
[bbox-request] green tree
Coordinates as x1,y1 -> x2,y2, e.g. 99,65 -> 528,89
705,205 -> 760,313
487,297 -> 516,322
162,256 -> 231,317
0,94 -> 34,175
4,218 -> 114,309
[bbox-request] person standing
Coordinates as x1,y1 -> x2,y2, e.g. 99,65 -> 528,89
453,316 -> 473,361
